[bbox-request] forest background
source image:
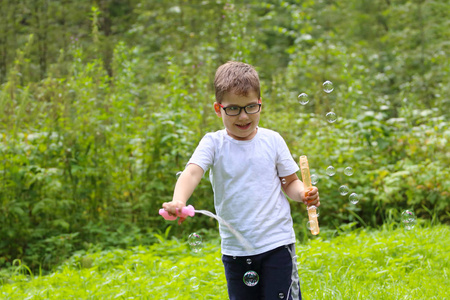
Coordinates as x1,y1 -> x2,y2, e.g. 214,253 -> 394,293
0,0 -> 449,274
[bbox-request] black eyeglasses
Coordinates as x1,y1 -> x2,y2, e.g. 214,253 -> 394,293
218,103 -> 261,116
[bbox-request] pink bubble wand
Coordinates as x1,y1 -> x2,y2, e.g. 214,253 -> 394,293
159,205 -> 195,221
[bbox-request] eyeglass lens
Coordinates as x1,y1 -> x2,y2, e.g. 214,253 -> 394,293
226,104 -> 260,116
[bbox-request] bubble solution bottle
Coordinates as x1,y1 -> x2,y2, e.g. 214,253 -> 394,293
300,155 -> 320,235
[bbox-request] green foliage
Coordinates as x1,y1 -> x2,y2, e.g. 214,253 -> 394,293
0,0 -> 449,273
281,107 -> 450,230
1,225 -> 449,299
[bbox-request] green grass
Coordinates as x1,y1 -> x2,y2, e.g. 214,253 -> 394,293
1,225 -> 449,299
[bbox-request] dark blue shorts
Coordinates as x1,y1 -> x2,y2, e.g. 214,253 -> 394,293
222,244 -> 301,300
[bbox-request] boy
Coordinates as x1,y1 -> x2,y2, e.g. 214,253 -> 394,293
162,61 -> 320,300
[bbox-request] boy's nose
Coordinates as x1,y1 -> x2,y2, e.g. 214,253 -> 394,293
238,110 -> 249,119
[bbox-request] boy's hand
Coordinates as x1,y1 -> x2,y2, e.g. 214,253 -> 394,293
302,186 -> 320,207
162,200 -> 187,224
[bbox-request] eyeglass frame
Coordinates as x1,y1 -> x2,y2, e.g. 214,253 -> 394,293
217,102 -> 262,116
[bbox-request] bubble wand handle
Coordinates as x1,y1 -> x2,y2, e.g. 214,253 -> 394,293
299,155 -> 320,235
159,205 -> 195,221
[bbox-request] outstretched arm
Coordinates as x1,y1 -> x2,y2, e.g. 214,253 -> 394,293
162,163 -> 204,224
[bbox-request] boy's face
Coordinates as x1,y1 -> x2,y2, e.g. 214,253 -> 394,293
214,90 -> 261,141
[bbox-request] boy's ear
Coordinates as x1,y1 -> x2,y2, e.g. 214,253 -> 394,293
214,102 -> 222,117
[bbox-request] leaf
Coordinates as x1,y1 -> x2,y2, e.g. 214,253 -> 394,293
52,219 -> 70,230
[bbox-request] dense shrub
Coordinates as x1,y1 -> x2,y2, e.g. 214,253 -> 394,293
0,0 -> 448,272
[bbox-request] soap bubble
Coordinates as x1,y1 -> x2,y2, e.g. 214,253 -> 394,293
306,220 -> 317,230
401,210 -> 416,230
344,167 -> 354,176
326,165 -> 336,176
339,185 -> 349,196
307,205 -> 319,218
297,93 -> 309,105
246,258 -> 252,265
281,178 -> 286,185
311,174 -> 319,185
326,111 -> 337,123
190,277 -> 199,290
176,171 -> 182,179
323,80 -> 334,93
349,193 -> 359,204
243,271 -> 259,287
188,232 -> 202,245
188,232 -> 202,253
170,266 -> 180,279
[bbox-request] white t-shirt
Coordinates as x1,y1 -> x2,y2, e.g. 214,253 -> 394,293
188,127 -> 299,256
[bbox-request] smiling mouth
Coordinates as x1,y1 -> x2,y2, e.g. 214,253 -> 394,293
236,123 -> 251,130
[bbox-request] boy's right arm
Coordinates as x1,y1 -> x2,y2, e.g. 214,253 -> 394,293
162,163 -> 204,224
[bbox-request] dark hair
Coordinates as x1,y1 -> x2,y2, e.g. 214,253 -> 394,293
214,61 -> 260,103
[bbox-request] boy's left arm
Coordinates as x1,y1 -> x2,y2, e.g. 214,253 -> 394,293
281,173 -> 320,206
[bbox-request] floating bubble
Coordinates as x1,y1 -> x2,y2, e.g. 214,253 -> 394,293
188,232 -> 203,253
349,193 -> 359,204
339,185 -> 349,196
176,171 -> 183,179
246,258 -> 252,265
307,205 -> 319,218
243,271 -> 259,287
326,111 -> 337,123
170,266 -> 180,279
297,93 -> 309,105
311,174 -> 319,185
279,292 -> 285,299
344,167 -> 354,176
190,277 -> 199,290
326,165 -> 336,176
306,220 -> 317,230
323,80 -> 334,93
281,178 -> 286,185
401,210 -> 416,230
188,232 -> 202,245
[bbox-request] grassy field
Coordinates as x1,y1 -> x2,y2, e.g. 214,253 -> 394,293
1,224 -> 449,299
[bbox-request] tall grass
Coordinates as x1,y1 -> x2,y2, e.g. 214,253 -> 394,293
1,224 -> 449,299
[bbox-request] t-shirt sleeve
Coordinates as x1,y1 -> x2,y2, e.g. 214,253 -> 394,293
275,133 -> 300,177
187,133 -> 215,173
